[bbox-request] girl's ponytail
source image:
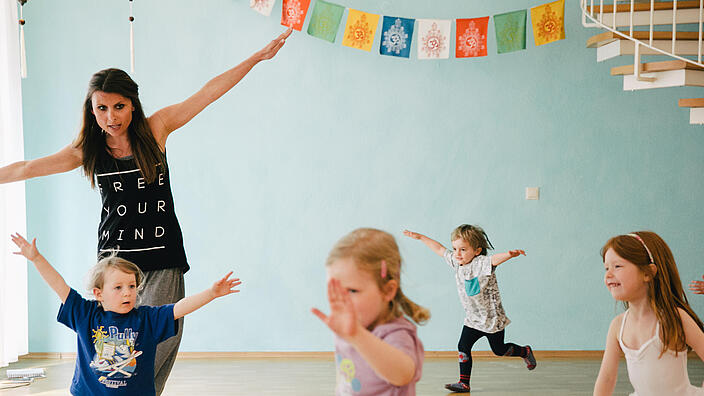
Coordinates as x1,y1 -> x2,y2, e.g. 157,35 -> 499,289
392,289 -> 430,325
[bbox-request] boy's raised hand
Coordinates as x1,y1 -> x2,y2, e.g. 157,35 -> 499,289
11,233 -> 40,261
403,230 -> 422,240
508,249 -> 526,258
311,278 -> 359,340
211,271 -> 242,298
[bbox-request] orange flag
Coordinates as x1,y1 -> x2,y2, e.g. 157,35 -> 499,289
456,17 -> 489,58
531,0 -> 565,46
281,0 -> 311,31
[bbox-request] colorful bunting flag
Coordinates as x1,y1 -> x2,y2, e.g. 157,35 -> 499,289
417,19 -> 451,59
281,0 -> 311,31
250,0 -> 276,17
531,0 -> 565,46
379,16 -> 414,58
456,17 -> 489,58
494,10 -> 526,54
342,9 -> 380,52
307,0 -> 345,43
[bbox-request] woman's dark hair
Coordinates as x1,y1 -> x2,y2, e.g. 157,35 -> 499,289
74,68 -> 164,188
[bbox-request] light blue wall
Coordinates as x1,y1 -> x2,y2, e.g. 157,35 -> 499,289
19,0 -> 704,353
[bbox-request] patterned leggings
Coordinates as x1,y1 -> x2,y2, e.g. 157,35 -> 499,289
457,325 -> 525,381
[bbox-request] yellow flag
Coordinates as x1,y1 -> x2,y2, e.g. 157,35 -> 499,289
342,9 -> 380,52
531,0 -> 565,46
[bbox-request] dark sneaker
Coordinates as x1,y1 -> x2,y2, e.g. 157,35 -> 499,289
523,345 -> 537,370
444,382 -> 471,393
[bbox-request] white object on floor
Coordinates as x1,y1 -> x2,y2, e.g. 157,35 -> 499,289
6,367 -> 45,379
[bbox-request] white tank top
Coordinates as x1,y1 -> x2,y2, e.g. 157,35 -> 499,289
618,310 -> 703,396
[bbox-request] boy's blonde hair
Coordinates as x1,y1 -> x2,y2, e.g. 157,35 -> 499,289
601,231 -> 704,356
87,250 -> 144,294
451,224 -> 494,255
326,228 -> 430,325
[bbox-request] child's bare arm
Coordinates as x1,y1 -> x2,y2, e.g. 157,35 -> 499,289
11,233 -> 70,303
491,250 -> 526,267
680,308 -> 704,362
311,279 -> 416,386
403,230 -> 446,257
346,326 -> 417,386
173,272 -> 241,319
593,315 -> 623,396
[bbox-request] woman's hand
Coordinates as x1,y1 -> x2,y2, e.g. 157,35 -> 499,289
256,28 -> 292,61
311,278 -> 359,340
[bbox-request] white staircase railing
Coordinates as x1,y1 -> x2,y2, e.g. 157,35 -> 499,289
581,0 -> 704,81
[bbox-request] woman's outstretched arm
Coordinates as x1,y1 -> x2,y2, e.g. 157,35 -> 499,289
149,29 -> 292,146
0,144 -> 82,185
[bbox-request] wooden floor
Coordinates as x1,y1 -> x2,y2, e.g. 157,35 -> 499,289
2,355 -> 703,395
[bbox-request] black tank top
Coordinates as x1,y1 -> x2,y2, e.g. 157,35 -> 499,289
95,150 -> 189,273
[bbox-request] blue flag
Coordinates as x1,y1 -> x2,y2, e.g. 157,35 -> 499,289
379,16 -> 415,58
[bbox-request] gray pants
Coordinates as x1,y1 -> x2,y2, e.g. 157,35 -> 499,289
138,268 -> 185,396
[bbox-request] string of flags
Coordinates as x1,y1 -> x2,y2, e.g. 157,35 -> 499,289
250,0 -> 565,59
17,0 -> 28,78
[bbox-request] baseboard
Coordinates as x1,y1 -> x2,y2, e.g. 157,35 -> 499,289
23,350 -> 610,360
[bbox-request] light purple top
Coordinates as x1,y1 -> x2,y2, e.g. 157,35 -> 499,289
334,317 -> 424,396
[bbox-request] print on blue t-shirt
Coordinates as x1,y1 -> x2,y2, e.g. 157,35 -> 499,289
90,325 -> 141,382
465,277 -> 481,296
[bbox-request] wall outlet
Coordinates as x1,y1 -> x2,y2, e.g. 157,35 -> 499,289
525,187 -> 540,200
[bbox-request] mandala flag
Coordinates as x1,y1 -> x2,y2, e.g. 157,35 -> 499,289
379,16 -> 415,58
455,17 -> 489,58
417,19 -> 451,59
494,10 -> 526,54
531,0 -> 565,46
281,0 -> 311,31
250,0 -> 276,17
307,0 -> 345,43
342,9 -> 380,52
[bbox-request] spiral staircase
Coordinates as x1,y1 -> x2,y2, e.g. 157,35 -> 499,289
581,0 -> 704,124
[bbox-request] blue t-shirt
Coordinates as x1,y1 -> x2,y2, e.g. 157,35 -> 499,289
57,289 -> 178,395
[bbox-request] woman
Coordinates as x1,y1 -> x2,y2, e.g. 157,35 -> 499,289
1,28 -> 292,394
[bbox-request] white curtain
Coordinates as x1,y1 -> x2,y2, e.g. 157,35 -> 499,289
0,0 -> 29,368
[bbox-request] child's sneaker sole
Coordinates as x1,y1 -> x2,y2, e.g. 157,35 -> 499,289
444,381 -> 471,393
523,345 -> 537,370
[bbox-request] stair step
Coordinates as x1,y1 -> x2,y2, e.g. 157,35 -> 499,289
679,98 -> 704,107
685,107 -> 704,123
611,60 -> 704,75
586,0 -> 701,14
597,39 -> 704,61
622,68 -> 704,90
587,31 -> 702,48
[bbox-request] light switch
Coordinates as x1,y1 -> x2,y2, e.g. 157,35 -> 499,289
525,187 -> 540,200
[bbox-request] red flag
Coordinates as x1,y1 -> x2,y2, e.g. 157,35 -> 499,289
456,17 -> 489,58
281,0 -> 311,31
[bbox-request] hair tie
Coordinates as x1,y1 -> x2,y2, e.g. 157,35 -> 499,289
380,260 -> 387,279
627,233 -> 655,264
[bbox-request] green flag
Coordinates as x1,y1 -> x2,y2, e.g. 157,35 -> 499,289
307,0 -> 345,43
494,10 -> 526,54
